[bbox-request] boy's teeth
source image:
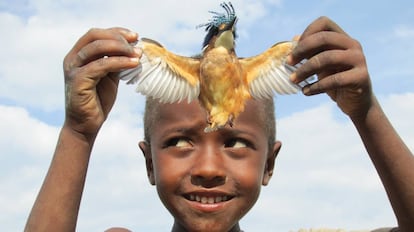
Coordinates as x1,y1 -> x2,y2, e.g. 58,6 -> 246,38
215,196 -> 222,202
188,194 -> 230,204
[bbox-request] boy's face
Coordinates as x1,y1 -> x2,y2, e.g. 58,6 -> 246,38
140,100 -> 280,232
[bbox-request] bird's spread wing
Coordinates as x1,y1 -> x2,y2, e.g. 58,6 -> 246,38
118,38 -> 201,103
239,41 -> 301,99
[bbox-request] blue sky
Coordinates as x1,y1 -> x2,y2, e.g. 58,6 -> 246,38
1,0 -> 413,231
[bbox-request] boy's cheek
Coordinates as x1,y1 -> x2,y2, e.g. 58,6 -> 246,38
152,153 -> 190,182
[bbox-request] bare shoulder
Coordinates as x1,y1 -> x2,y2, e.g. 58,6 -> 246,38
296,228 -> 398,232
372,228 -> 399,232
104,227 -> 132,232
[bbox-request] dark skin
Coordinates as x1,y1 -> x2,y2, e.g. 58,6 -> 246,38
139,100 -> 278,232
25,17 -> 414,232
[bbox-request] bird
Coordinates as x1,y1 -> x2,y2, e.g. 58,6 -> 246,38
119,2 -> 306,132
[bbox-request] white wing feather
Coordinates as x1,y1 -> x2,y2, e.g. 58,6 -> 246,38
242,41 -> 315,99
118,40 -> 200,104
249,61 -> 300,99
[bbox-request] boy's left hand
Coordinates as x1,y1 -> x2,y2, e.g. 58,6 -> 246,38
287,16 -> 373,119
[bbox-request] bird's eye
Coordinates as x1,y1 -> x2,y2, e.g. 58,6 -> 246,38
225,139 -> 248,148
166,138 -> 192,148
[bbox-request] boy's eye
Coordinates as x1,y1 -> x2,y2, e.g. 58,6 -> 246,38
225,139 -> 248,148
166,138 -> 192,148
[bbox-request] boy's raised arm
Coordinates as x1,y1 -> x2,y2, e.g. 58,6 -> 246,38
24,28 -> 141,232
288,16 -> 414,231
352,94 -> 414,232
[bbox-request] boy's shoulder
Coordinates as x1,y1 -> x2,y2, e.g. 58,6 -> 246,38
294,228 -> 398,232
105,228 -> 132,232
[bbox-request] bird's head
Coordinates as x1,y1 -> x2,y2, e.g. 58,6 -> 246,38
198,2 -> 238,52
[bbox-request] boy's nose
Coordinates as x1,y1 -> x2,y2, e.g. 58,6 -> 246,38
190,145 -> 226,188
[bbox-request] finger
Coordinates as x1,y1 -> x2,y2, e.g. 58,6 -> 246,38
74,39 -> 140,68
302,68 -> 364,96
96,74 -> 120,116
288,31 -> 354,66
75,55 -> 140,83
292,49 -> 352,84
300,16 -> 348,40
72,27 -> 137,55
64,28 -> 138,71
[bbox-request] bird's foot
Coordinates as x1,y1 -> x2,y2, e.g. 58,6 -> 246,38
227,114 -> 234,127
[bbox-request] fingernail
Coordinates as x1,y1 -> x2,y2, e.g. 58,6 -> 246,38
303,86 -> 310,95
129,31 -> 138,37
292,35 -> 301,41
130,57 -> 140,63
286,55 -> 293,65
290,72 -> 297,83
134,47 -> 142,57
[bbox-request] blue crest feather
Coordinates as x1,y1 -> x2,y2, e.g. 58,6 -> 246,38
198,2 -> 237,48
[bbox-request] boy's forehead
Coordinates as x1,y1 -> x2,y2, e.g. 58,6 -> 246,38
155,99 -> 268,129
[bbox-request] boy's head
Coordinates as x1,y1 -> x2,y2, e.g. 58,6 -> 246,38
139,98 -> 281,231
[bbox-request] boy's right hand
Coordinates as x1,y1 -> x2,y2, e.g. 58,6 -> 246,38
62,28 -> 141,137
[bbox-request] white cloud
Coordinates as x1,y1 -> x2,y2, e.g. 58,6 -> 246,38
0,11 -> 77,111
0,105 -> 59,231
0,105 -> 59,157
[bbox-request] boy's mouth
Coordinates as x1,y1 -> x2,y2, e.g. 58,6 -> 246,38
184,193 -> 234,204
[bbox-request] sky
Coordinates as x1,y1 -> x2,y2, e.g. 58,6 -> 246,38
0,0 -> 413,231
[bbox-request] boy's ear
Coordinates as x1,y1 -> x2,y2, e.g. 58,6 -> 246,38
262,141 -> 281,186
139,141 -> 155,185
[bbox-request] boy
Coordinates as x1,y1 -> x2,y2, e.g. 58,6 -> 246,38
25,17 -> 414,231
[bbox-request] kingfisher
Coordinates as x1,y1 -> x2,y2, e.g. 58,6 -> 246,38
119,2 -> 304,132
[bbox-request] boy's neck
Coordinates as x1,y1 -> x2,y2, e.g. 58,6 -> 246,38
171,221 -> 242,232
